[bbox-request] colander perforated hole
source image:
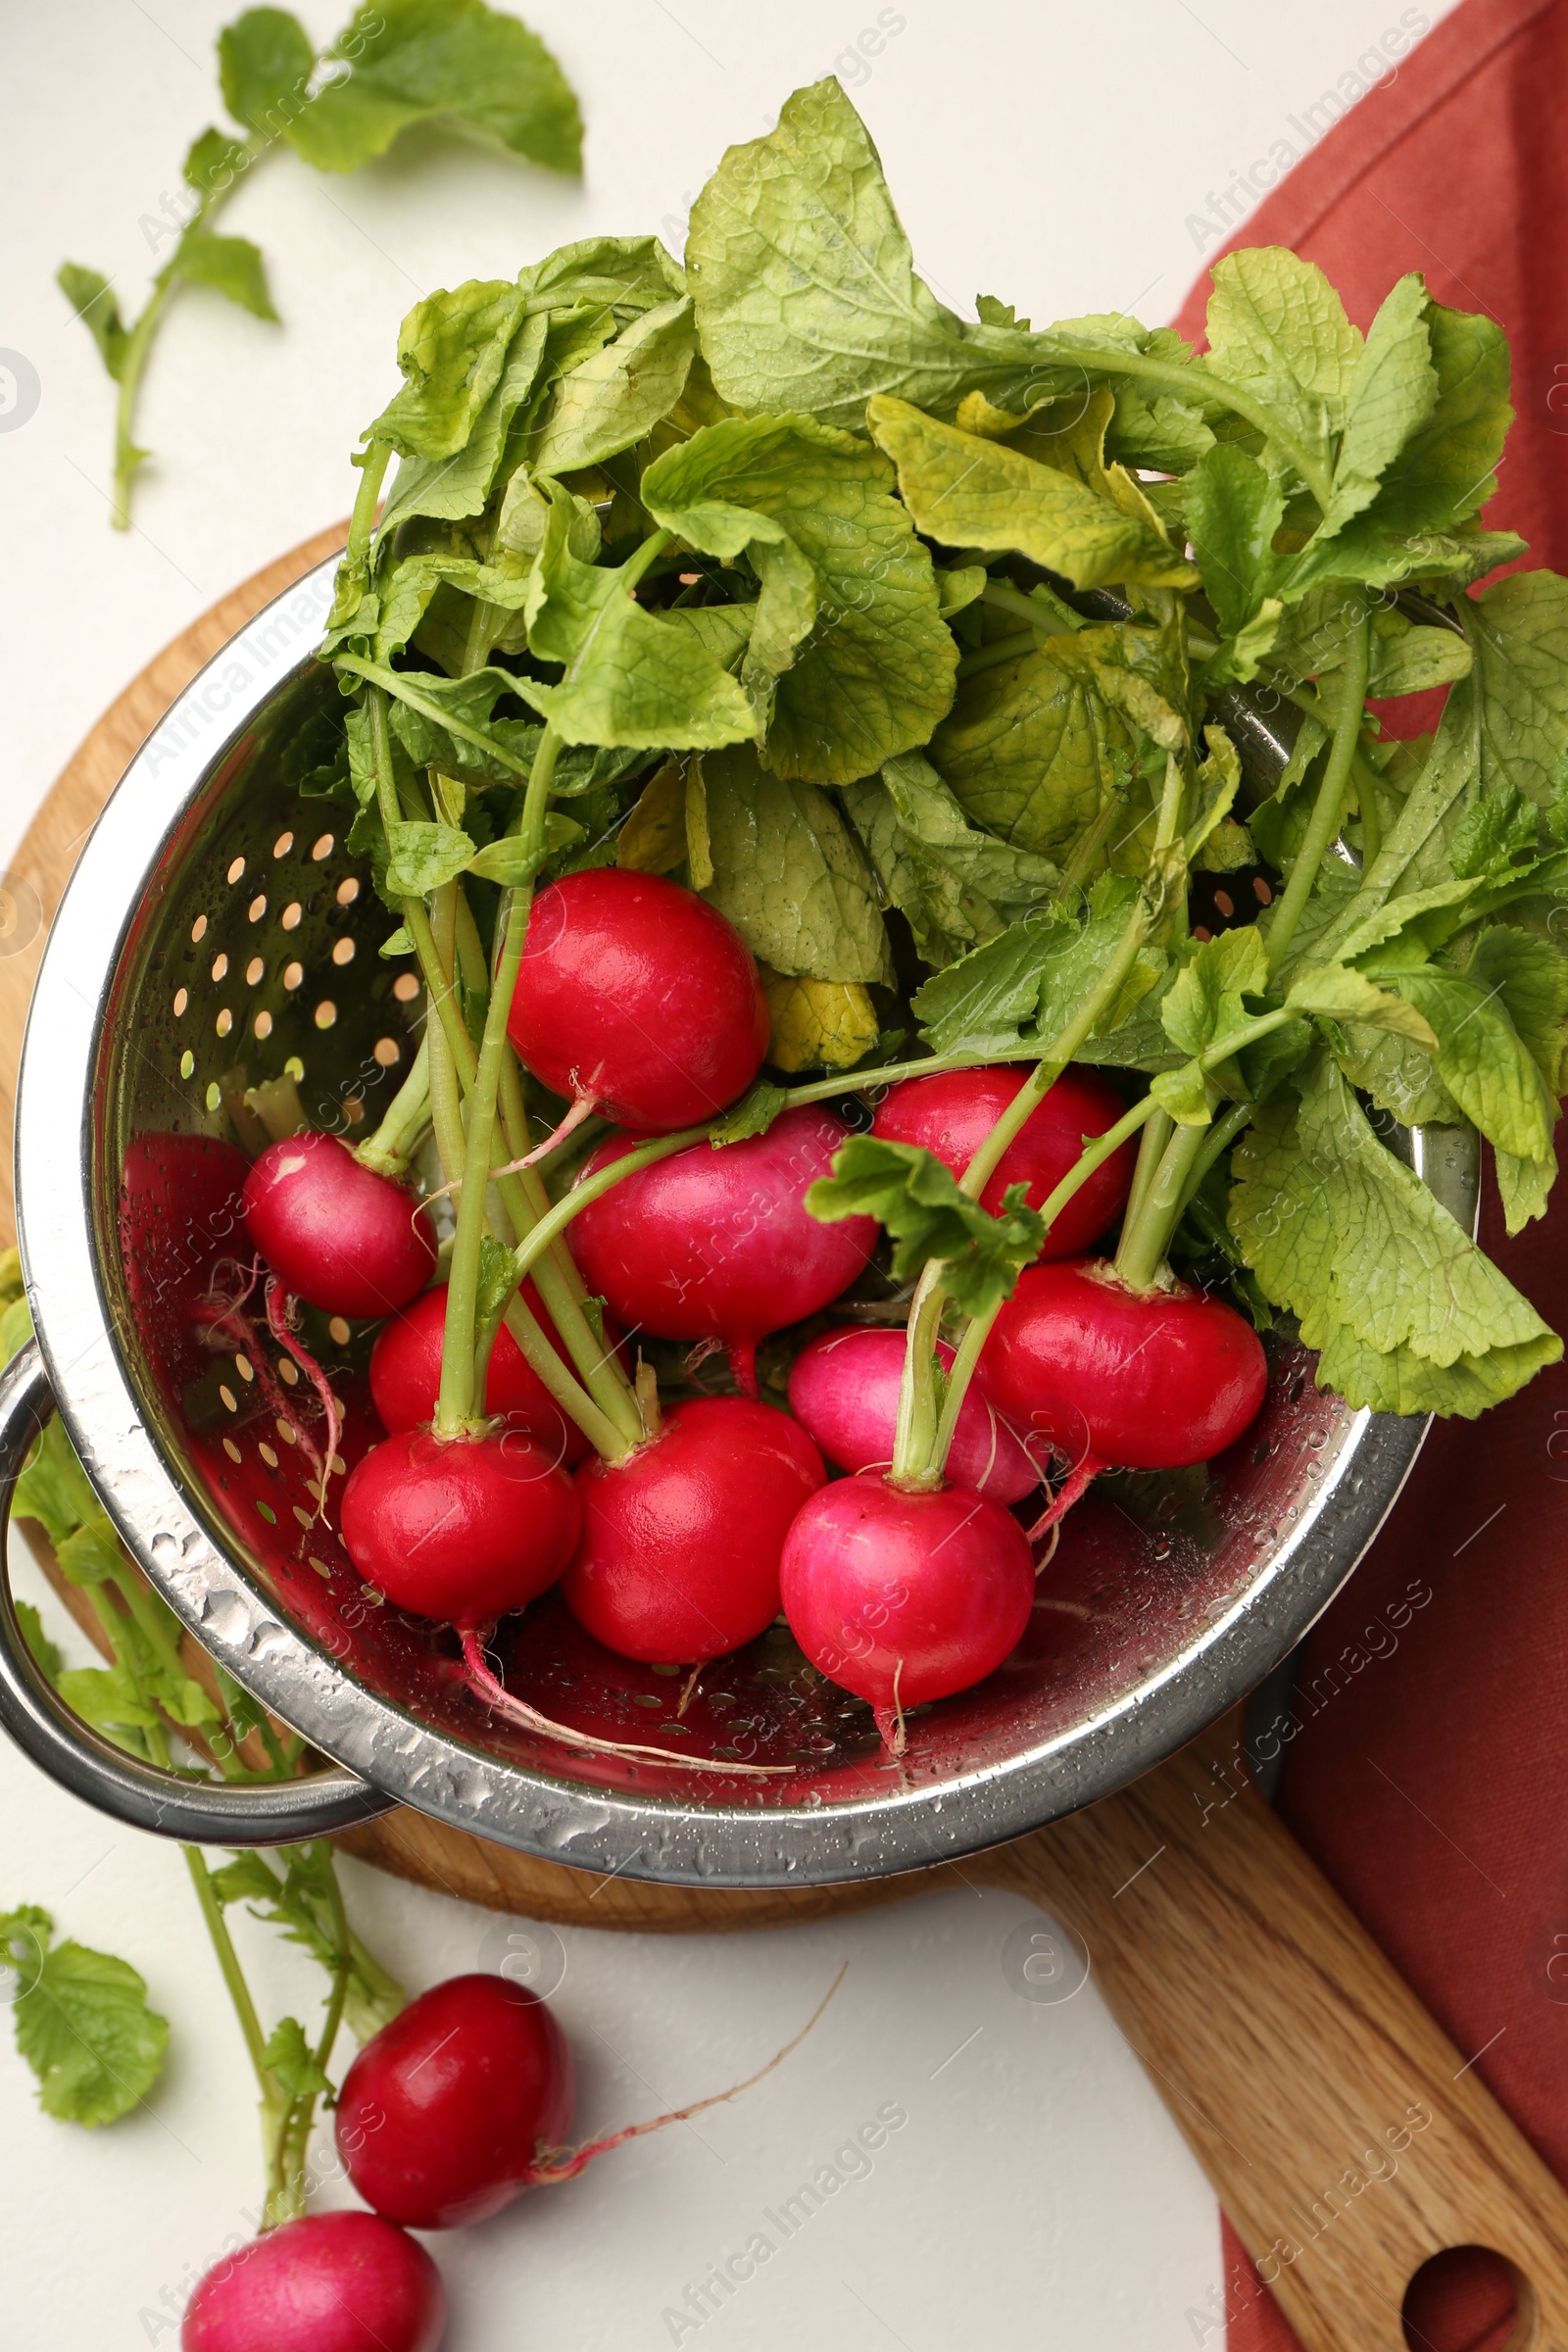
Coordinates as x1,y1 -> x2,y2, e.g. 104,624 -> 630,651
392,973 -> 419,1003
328,1317 -> 351,1347
212,953 -> 229,983
220,1384 -> 238,1412
248,895 -> 267,923
246,957 -> 264,985
272,831 -> 294,858
216,1008 -> 233,1037
191,914 -> 208,943
222,1438 -> 242,1464
254,1010 -> 273,1040
180,1051 -> 195,1078
235,1353 -> 254,1382
312,834 -> 333,861
278,1359 -> 300,1388
336,878 -> 360,906
258,1442 -> 279,1469
173,988 -> 188,1017
283,960 -> 303,990
315,1000 -> 337,1029
372,1037 -> 400,1067
227,856 -> 246,884
281,903 -> 303,931
332,938 -> 356,967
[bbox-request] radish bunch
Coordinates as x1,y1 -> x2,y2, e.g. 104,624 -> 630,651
225,822 -> 1275,1763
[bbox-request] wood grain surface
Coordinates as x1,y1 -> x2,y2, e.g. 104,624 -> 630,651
6,532 -> 1565,2346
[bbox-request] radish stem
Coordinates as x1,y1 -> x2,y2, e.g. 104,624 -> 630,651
1265,612 -> 1371,973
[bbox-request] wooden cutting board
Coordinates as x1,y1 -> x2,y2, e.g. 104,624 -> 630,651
6,531 -> 1567,2349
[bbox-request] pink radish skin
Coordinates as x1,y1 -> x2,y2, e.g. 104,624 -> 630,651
871,1065 -> 1136,1256
979,1257 -> 1268,1472
563,1396 -> 826,1664
337,1975 -> 573,2230
180,2212 -> 444,2352
369,1281 -> 613,1468
780,1474 -> 1036,1741
787,1327 -> 1039,1503
242,1132 -> 435,1320
569,1107 -> 879,1394
507,868 -> 769,1131
340,1428 -> 580,1624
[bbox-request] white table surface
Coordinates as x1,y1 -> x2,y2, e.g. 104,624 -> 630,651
0,6 -> 1457,2344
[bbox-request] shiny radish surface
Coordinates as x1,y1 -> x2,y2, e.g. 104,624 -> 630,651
569,1106 -> 879,1395
180,2212 -> 445,2352
788,1325 -> 1039,1503
780,1474 -> 1036,1741
340,1427 -> 581,1625
979,1258 -> 1269,1472
336,1975 -> 574,2231
506,868 -> 769,1130
563,1396 -> 826,1664
241,1132 -> 435,1320
369,1281 -> 603,1466
871,1064 -> 1137,1254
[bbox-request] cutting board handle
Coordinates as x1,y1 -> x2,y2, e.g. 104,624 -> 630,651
972,1718 -> 1567,2349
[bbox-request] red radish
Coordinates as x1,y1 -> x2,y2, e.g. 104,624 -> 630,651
788,1326 -> 1039,1503
181,2211 -> 444,2352
979,1258 -> 1268,1473
340,1428 -> 580,1624
337,1975 -> 573,2230
563,1396 -> 826,1664
369,1281 -> 614,1467
507,868 -> 769,1131
871,1065 -> 1136,1255
569,1107 -> 878,1394
242,1132 -> 435,1320
780,1475 -> 1035,1747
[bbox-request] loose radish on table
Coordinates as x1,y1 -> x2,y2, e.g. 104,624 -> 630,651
507,868 -> 770,1134
563,1396 -> 826,1664
871,1065 -> 1136,1256
337,1975 -> 574,2230
780,1476 -> 1036,1750
369,1280 -> 615,1467
788,1326 -> 1039,1503
568,1106 -> 879,1394
978,1258 -> 1268,1477
181,2212 -> 444,2352
242,1132 -> 435,1320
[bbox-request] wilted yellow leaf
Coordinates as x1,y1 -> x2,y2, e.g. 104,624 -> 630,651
616,762 -> 686,873
760,966 -> 879,1071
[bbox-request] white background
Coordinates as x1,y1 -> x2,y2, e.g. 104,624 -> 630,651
0,5 -> 1456,2346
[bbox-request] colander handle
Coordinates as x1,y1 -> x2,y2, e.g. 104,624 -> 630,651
0,1336 -> 395,1844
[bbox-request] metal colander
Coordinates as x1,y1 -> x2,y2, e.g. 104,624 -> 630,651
0,555 -> 1480,1879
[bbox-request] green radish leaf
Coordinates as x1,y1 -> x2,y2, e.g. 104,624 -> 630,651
1162,927 -> 1269,1057
218,8 -> 315,139
1360,956 -> 1558,1165
1285,964 -> 1439,1046
371,280 -> 530,462
807,1137 -> 1044,1317
55,1664 -> 159,1736
841,752 -> 1061,969
686,78 -> 1062,429
184,125 -> 249,196
212,1847 -> 405,2046
643,412 -> 956,783
1203,247 -> 1361,480
263,2017 -> 331,2101
529,298 -> 697,474
0,1906 -> 169,2129
1466,570 -> 1568,809
1357,299 -> 1512,537
282,0 -> 582,177
168,229 -> 278,320
466,814 -> 584,885
1184,445 -> 1283,640
1495,1146 -> 1557,1238
1311,273 -> 1438,544
515,491 -> 755,751
54,1515 -> 125,1588
710,1081 -> 790,1147
384,819 -> 475,896
1229,1051 -> 1560,1393
57,265 -> 127,381
697,743 -> 891,984
866,398 -> 1194,592
913,872 -> 1162,1060
16,1603 -> 61,1685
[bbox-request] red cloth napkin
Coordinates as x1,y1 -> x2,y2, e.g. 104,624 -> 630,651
1167,4 -> 1568,2345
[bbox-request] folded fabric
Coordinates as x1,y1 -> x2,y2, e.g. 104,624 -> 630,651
1170,5 -> 1568,2345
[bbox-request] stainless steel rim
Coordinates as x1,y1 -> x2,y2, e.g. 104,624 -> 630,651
13,556 -> 1477,1884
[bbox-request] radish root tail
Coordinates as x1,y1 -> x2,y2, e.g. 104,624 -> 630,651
524,1961 -> 849,2186
1026,1453 -> 1103,1544
458,1626 -> 791,1778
